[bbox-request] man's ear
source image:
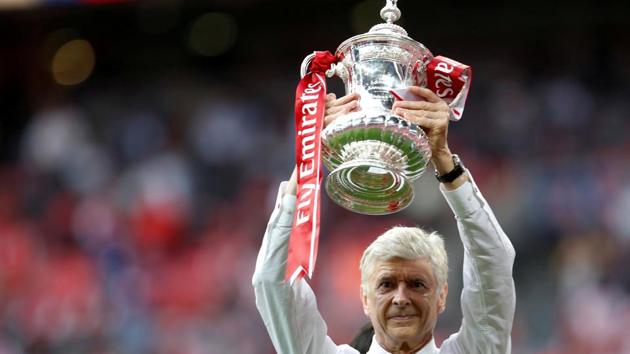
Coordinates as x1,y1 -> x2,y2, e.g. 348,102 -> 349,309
438,282 -> 448,313
360,285 -> 370,316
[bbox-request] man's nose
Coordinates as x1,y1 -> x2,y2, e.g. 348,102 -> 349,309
392,284 -> 410,306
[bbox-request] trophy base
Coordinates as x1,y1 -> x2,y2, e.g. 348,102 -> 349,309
325,157 -> 413,215
322,112 -> 432,215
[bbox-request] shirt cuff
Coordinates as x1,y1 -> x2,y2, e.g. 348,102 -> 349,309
440,173 -> 483,218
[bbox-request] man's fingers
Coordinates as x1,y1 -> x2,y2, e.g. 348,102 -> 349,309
324,113 -> 340,127
337,92 -> 360,104
394,108 -> 448,132
407,86 -> 442,103
392,100 -> 446,112
324,101 -> 361,128
325,112 -> 349,127
394,107 -> 447,122
400,113 -> 435,130
327,100 -> 358,115
326,92 -> 360,109
325,93 -> 336,104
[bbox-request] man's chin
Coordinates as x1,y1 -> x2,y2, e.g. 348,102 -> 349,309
388,316 -> 419,328
386,325 -> 419,340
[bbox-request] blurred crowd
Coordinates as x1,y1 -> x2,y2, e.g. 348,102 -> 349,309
1,2 -> 630,354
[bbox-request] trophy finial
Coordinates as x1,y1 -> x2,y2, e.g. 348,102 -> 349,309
380,0 -> 401,24
370,0 -> 406,36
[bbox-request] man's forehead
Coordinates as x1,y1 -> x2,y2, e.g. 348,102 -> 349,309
371,257 -> 434,278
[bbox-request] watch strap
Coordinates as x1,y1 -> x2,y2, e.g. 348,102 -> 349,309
435,154 -> 465,183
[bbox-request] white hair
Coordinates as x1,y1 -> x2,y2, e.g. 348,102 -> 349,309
359,226 -> 448,294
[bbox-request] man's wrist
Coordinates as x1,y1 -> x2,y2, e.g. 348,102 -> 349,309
434,153 -> 468,190
432,150 -> 454,175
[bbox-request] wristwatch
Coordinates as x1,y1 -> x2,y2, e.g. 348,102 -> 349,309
435,154 -> 465,183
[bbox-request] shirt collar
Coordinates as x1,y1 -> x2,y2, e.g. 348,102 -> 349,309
366,336 -> 439,354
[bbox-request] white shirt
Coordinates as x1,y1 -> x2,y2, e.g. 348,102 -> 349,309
253,174 -> 516,354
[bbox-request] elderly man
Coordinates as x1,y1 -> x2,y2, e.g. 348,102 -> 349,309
253,87 -> 516,353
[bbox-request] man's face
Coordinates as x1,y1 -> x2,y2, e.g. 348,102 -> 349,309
361,257 -> 447,352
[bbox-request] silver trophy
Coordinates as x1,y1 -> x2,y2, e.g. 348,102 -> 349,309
300,0 -> 436,215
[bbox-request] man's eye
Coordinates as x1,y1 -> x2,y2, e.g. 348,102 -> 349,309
378,281 -> 392,289
412,281 -> 426,289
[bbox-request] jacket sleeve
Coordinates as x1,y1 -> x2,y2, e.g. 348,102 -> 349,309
439,173 -> 516,354
252,183 -> 355,354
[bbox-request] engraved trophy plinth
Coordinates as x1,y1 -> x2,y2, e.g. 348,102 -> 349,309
300,0 -> 435,215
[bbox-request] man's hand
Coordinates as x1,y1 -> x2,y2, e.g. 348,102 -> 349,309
324,92 -> 360,128
392,86 -> 467,189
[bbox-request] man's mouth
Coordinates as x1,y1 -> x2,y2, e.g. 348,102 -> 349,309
388,314 -> 417,321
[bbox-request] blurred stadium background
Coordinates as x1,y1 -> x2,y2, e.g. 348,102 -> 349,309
1,0 -> 629,353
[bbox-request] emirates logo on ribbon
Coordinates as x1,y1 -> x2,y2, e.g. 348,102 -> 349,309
286,52 -> 336,284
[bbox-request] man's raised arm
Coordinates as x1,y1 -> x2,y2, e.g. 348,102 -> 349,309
439,170 -> 516,353
253,169 -> 356,354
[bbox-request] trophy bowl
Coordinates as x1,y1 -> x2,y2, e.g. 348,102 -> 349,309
302,2 -> 434,215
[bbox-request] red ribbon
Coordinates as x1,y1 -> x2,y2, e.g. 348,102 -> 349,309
285,51 -> 336,283
425,55 -> 472,120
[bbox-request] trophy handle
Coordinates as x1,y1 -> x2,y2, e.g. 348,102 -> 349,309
300,52 -> 339,79
413,53 -> 433,88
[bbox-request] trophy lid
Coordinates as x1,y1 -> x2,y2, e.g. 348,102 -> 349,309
336,0 -> 422,56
